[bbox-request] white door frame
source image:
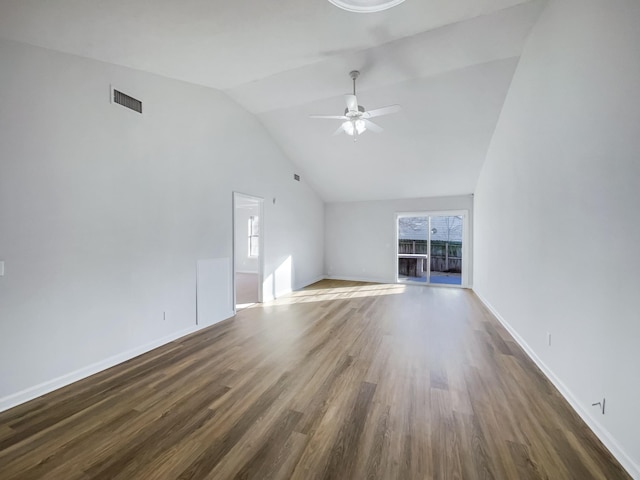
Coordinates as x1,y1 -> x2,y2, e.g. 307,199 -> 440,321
395,209 -> 470,288
232,192 -> 264,312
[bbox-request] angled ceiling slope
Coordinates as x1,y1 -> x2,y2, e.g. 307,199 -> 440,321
0,0 -> 546,202
235,1 -> 546,202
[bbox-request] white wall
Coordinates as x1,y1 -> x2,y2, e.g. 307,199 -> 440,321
325,195 -> 473,284
473,0 -> 640,476
0,38 -> 324,409
234,202 -> 260,274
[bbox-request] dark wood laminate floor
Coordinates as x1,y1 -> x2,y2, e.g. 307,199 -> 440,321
0,280 -> 631,479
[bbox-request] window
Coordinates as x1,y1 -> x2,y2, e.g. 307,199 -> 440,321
248,215 -> 259,257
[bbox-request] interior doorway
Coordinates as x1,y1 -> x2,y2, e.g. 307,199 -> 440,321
396,211 -> 469,287
233,192 -> 263,310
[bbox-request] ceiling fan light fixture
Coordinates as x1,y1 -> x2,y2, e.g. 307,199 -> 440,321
342,121 -> 355,136
327,0 -> 406,13
309,70 -> 400,138
342,119 -> 366,136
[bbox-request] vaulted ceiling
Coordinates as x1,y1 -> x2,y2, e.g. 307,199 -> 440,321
0,0 -> 546,202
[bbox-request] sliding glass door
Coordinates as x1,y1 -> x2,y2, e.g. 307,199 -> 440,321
428,215 -> 463,285
397,212 -> 467,287
397,216 -> 429,283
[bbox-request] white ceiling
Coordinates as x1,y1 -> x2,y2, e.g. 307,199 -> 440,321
0,0 -> 546,202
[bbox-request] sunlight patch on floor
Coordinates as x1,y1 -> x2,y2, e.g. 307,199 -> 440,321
271,284 -> 408,305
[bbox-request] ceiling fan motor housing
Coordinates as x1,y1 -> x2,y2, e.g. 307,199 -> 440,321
345,105 -> 366,116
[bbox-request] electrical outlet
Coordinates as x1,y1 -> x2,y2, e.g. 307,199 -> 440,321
163,311 -> 168,321
547,332 -> 551,346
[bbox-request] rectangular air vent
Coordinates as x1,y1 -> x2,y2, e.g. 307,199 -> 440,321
113,88 -> 142,114
294,174 -> 300,181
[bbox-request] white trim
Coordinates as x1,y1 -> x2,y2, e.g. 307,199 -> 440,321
0,324 -> 210,413
395,210 -> 469,289
294,275 -> 326,291
396,209 -> 469,218
473,289 -> 640,479
199,310 -> 235,328
325,274 -> 386,284
232,192 -> 264,314
262,293 -> 275,302
259,275 -> 327,303
399,280 -> 472,290
262,288 -> 292,302
274,288 -> 293,299
321,274 -> 470,289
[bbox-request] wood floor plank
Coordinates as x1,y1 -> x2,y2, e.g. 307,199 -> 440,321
320,381 -> 376,480
0,280 -> 631,479
430,388 -> 464,480
225,409 -> 303,480
0,425 -> 14,443
268,431 -> 309,480
453,412 -> 495,480
506,440 -> 548,480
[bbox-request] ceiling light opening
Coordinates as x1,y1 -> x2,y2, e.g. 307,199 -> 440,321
328,0 -> 406,13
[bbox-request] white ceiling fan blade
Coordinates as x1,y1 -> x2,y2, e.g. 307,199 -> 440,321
344,94 -> 358,112
363,104 -> 401,119
363,119 -> 383,133
332,125 -> 346,136
310,114 -> 348,120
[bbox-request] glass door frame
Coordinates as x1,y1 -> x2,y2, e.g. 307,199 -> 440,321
395,209 -> 470,288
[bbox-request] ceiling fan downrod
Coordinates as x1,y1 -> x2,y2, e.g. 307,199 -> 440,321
350,70 -> 359,96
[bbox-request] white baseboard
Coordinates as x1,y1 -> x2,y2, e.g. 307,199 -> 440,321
260,275 -> 327,302
294,275 -> 326,291
261,274 -> 383,300
0,324 -> 209,413
276,288 -> 292,298
262,289 -> 291,302
473,289 -> 640,479
325,274 -> 386,284
328,275 -> 473,290
200,311 -> 235,327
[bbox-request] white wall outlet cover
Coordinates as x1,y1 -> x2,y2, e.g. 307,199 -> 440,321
0,261 -> 4,276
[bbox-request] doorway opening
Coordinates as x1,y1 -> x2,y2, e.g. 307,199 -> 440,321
396,211 -> 468,287
233,192 -> 264,311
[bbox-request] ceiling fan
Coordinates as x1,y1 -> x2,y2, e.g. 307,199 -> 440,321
310,70 -> 401,139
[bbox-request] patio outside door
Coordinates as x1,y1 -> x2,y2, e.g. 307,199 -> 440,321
427,215 -> 463,285
397,212 -> 467,287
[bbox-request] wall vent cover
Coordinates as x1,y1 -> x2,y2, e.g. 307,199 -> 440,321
113,89 -> 142,114
294,174 -> 301,181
